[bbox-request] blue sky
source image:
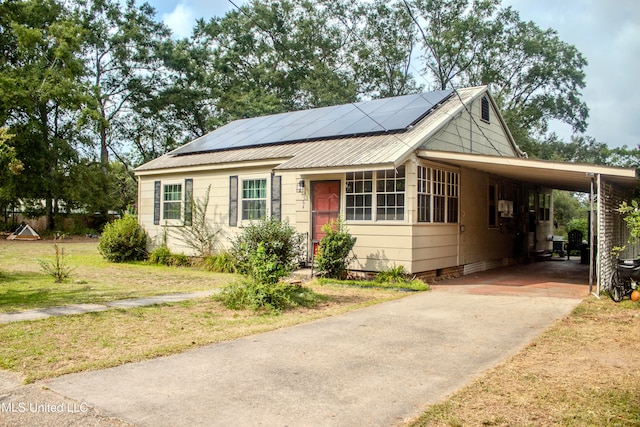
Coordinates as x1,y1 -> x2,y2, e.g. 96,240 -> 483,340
142,0 -> 639,149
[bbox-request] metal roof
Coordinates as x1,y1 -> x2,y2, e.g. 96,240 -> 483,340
136,87 -> 486,174
419,150 -> 638,192
169,90 -> 453,156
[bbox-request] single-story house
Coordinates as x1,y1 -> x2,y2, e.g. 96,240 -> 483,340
134,86 -> 638,289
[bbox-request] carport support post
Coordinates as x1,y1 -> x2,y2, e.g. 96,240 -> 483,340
589,175 -> 596,295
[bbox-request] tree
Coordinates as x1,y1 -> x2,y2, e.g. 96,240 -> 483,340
75,0 -> 171,170
402,0 -> 588,150
0,0 -> 88,230
188,0 -> 357,123
345,0 -> 422,97
0,127 -> 23,175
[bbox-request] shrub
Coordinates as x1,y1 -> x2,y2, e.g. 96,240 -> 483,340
249,242 -> 288,285
149,246 -> 172,265
314,218 -> 356,279
217,279 -> 320,313
204,251 -> 237,273
376,265 -> 409,283
218,243 -> 319,312
170,253 -> 190,267
98,215 -> 147,262
229,217 -> 304,274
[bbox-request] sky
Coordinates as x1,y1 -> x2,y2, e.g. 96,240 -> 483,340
143,0 -> 639,149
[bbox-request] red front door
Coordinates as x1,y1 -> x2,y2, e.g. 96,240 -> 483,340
311,181 -> 340,251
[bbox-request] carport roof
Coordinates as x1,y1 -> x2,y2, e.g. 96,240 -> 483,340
418,150 -> 638,192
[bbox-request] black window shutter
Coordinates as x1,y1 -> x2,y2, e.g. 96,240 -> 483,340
271,175 -> 282,220
184,178 -> 193,226
153,181 -> 161,225
229,176 -> 238,227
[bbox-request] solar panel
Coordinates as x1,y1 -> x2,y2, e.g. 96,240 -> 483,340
171,89 -> 453,155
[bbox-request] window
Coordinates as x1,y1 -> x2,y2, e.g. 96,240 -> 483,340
376,166 -> 405,220
417,166 -> 431,222
345,171 -> 373,220
538,193 -> 550,221
481,96 -> 490,122
345,167 -> 405,221
447,171 -> 459,223
488,182 -> 498,227
163,184 -> 182,220
417,166 -> 459,223
242,178 -> 267,220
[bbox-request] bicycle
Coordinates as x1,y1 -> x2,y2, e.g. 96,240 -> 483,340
609,259 -> 640,302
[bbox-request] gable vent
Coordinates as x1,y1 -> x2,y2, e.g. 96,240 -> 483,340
481,96 -> 490,122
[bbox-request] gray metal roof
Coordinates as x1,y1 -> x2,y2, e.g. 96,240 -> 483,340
135,87 -> 492,173
169,90 -> 453,156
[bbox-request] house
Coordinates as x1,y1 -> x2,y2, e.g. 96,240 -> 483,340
134,86 -> 637,288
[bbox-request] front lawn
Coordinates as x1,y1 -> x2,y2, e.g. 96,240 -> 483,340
0,285 -> 406,383
0,239 -> 233,312
0,238 -> 418,383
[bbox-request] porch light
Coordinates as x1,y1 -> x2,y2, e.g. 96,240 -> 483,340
296,179 -> 305,193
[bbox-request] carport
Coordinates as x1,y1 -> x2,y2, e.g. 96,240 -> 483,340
419,150 -> 639,294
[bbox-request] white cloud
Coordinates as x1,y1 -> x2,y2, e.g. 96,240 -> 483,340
162,3 -> 196,39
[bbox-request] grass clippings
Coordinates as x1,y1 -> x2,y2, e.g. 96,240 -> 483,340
407,296 -> 640,427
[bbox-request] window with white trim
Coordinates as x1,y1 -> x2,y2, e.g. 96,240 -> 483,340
163,184 -> 182,220
345,167 -> 405,221
241,178 -> 267,220
376,166 -> 405,220
345,171 -> 373,220
417,165 -> 459,223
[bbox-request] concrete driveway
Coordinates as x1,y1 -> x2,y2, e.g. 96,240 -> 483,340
44,274 -> 585,427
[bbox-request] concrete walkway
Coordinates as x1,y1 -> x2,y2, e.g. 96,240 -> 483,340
42,287 -> 583,426
0,291 -> 217,324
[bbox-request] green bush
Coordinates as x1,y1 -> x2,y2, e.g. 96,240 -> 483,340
217,279 -> 319,313
170,253 -> 191,267
149,246 -> 172,265
376,265 -> 409,283
314,218 -> 357,279
249,243 -> 288,285
98,215 -> 147,262
229,217 -> 304,275
218,243 -> 318,312
204,251 -> 237,273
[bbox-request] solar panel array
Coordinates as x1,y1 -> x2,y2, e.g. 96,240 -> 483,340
171,89 -> 453,155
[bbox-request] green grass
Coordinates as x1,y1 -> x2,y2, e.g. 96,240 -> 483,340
0,284 -> 404,383
316,277 -> 430,291
0,239 -> 235,312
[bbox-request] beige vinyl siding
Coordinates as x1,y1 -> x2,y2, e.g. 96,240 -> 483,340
421,97 -> 516,157
458,168 -> 514,265
411,224 -> 459,272
347,224 -> 413,272
139,166 -> 285,256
